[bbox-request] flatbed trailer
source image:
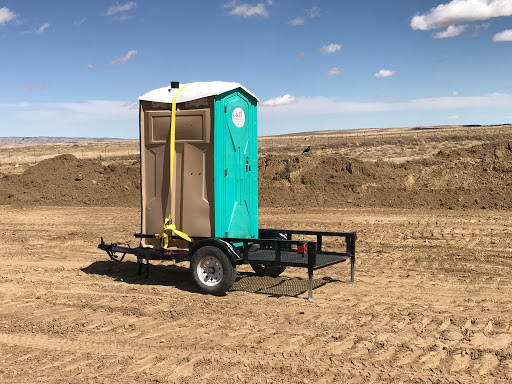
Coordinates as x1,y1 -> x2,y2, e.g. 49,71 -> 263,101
98,228 -> 356,300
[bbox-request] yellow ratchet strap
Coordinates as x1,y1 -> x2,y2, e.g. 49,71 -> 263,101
155,83 -> 194,247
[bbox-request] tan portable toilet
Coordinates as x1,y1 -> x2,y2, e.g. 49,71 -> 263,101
138,81 -> 259,250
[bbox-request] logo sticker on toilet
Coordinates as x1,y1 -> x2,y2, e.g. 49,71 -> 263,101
232,107 -> 245,128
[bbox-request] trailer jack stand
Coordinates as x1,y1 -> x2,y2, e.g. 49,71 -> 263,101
305,272 -> 314,302
137,258 -> 150,278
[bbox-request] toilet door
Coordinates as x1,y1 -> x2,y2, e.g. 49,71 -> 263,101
215,92 -> 256,238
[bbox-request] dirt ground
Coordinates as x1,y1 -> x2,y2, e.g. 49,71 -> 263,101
1,206 -> 512,383
1,127 -> 512,383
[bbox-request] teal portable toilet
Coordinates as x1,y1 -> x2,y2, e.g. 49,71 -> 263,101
138,81 -> 259,249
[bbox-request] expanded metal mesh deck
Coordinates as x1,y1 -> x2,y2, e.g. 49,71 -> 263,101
247,249 -> 349,269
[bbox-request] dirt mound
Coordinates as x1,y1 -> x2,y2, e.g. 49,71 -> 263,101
0,154 -> 140,207
259,154 -> 389,206
259,140 -> 512,210
437,140 -> 512,164
1,140 -> 511,210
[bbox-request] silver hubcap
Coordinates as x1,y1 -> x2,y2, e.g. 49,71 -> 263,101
197,256 -> 223,286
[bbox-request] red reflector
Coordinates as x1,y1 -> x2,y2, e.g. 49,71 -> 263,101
353,232 -> 357,241
297,243 -> 308,254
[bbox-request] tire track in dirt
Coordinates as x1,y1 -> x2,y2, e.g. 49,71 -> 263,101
0,330 -> 206,382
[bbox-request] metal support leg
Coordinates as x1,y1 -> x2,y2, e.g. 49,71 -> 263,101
306,269 -> 314,301
305,241 -> 316,301
350,232 -> 356,283
137,258 -> 143,276
350,256 -> 355,283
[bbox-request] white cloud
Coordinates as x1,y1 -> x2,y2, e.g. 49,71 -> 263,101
1,100 -> 138,123
74,18 -> 86,26
290,17 -> 304,26
448,115 -> 459,119
452,91 -> 459,95
307,6 -> 322,19
36,23 -> 50,34
320,43 -> 341,55
110,50 -> 137,65
105,2 -> 136,16
0,6 -> 17,25
262,94 -> 296,106
55,100 -> 139,117
434,24 -> 467,38
290,6 -> 321,26
326,67 -> 345,76
87,64 -> 94,69
473,22 -> 490,36
374,69 -> 396,78
224,2 -> 270,18
259,93 -> 512,118
411,0 -> 512,30
115,14 -> 132,21
493,29 -> 512,41
296,52 -> 306,62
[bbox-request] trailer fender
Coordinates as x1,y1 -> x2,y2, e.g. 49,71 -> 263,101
189,239 -> 242,265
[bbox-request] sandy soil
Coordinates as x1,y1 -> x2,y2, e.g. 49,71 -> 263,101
1,205 -> 512,383
1,127 -> 512,383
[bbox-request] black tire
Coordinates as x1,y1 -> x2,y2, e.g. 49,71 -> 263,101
190,246 -> 237,295
250,231 -> 288,277
250,263 -> 287,278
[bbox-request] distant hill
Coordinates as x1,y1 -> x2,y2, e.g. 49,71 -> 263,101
268,124 -> 511,137
0,137 -> 132,146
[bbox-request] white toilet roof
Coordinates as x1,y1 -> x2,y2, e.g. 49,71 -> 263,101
139,81 -> 259,103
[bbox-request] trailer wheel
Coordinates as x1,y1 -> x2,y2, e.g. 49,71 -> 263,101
190,246 -> 237,295
250,263 -> 287,278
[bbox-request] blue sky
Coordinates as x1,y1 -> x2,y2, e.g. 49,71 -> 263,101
0,0 -> 511,138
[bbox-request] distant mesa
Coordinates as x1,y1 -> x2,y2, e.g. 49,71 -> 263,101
0,137 -> 131,146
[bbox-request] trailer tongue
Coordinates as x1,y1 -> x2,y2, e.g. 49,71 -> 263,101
97,81 -> 356,299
